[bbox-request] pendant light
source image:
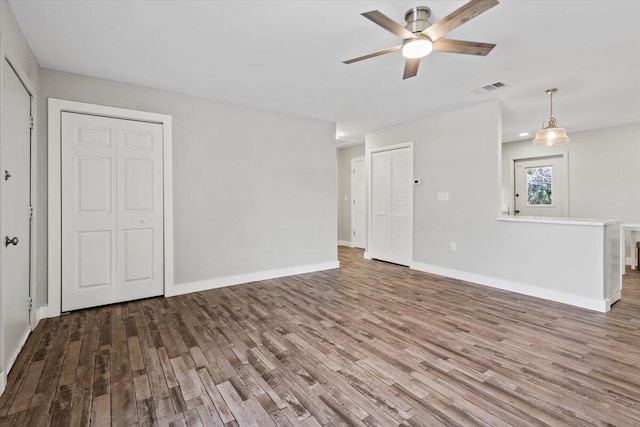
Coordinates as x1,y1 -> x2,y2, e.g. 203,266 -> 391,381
533,88 -> 569,146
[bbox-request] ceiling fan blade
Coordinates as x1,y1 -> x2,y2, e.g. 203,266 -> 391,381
433,39 -> 496,56
362,10 -> 417,40
403,58 -> 421,80
343,45 -> 402,65
422,0 -> 499,42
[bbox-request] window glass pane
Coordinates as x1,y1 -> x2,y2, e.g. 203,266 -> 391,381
526,166 -> 552,205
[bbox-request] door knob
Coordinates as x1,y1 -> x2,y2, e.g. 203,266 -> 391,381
5,236 -> 19,247
4,170 -> 10,181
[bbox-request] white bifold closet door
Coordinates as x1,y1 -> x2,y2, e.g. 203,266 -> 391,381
61,112 -> 164,312
370,147 -> 411,266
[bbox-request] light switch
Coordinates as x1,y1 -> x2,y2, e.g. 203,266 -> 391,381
344,195 -> 348,201
437,192 -> 449,201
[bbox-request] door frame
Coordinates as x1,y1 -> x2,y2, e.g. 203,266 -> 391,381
48,98 -> 174,317
365,142 -> 414,264
0,53 -> 38,393
350,156 -> 364,249
508,149 -> 569,216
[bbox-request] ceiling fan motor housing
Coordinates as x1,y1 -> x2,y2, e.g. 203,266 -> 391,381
404,6 -> 431,34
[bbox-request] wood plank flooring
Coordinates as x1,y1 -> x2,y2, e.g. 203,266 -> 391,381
2,247 -> 640,426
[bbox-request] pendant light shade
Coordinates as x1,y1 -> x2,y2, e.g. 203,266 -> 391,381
533,88 -> 569,146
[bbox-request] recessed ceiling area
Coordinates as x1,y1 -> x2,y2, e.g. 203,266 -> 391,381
9,0 -> 640,145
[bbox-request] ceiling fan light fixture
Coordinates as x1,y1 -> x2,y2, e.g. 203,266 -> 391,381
533,88 -> 570,146
402,37 -> 432,59
344,1 -> 499,79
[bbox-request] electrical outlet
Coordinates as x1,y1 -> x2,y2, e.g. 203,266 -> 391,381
450,242 -> 457,252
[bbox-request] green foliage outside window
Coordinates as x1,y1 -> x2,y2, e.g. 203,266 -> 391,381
526,166 -> 552,205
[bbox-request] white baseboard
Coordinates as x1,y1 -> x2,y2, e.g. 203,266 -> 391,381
606,291 -> 622,311
1,327 -> 30,397
0,370 -> 6,397
411,262 -> 608,313
167,260 -> 340,297
36,305 -> 49,323
338,240 -> 354,247
0,307 -> 45,397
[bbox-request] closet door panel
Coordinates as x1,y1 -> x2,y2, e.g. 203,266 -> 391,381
116,120 -> 164,302
370,151 -> 392,259
61,113 -> 118,311
391,148 -> 412,264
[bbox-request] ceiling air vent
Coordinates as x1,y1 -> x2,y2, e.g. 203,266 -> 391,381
472,81 -> 507,94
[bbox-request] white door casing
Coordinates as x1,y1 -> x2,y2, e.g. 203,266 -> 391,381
49,99 -> 174,317
351,157 -> 366,249
61,113 -> 164,311
514,155 -> 568,217
367,143 -> 413,266
0,59 -> 32,376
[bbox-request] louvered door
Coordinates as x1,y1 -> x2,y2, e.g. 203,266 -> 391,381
370,147 -> 412,266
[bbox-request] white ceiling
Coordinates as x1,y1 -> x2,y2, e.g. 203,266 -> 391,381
8,0 -> 640,145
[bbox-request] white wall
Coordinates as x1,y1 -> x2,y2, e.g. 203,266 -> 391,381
39,68 -> 338,302
0,2 -> 38,82
366,100 -> 614,310
336,144 -> 364,243
367,101 -> 503,270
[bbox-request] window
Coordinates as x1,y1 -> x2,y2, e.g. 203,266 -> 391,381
526,166 -> 552,205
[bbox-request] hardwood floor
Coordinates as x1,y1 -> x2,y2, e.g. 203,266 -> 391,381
2,247 -> 640,426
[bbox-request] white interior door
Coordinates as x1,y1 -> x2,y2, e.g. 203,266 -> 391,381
351,157 -> 366,249
390,148 -> 412,263
1,61 -> 32,371
514,156 -> 567,217
370,147 -> 412,266
62,113 -> 163,311
116,119 -> 164,302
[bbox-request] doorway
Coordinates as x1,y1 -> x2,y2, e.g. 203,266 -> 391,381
368,143 -> 413,266
0,58 -> 34,384
61,113 -> 165,311
513,155 -> 568,217
351,156 -> 366,249
48,99 -> 174,317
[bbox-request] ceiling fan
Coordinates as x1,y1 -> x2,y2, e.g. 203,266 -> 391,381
343,0 -> 499,79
